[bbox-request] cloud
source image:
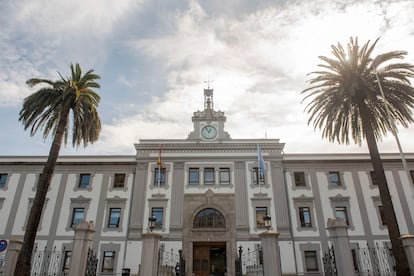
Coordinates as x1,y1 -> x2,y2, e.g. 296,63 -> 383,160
99,0 -> 414,154
2,0 -> 414,155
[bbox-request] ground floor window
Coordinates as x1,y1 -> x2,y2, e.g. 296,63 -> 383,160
151,207 -> 164,229
102,251 -> 115,272
255,207 -> 268,228
304,251 -> 318,272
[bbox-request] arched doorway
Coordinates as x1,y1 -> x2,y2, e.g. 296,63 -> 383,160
182,191 -> 236,276
192,208 -> 227,276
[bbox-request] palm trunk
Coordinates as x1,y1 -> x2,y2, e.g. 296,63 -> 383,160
14,106 -> 70,276
360,105 -> 410,275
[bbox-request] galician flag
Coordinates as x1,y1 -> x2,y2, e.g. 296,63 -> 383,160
257,144 -> 267,177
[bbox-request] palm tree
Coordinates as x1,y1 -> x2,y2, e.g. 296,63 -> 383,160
302,37 -> 414,275
15,63 -> 101,276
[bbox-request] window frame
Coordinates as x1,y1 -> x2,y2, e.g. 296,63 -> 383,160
151,207 -> 164,230
66,196 -> 91,231
101,251 -> 116,273
304,251 -> 319,272
107,208 -> 121,228
255,206 -> 268,229
78,174 -> 91,189
334,206 -> 349,225
154,168 -> 166,187
193,208 -> 226,229
299,207 -> 312,228
23,197 -> 49,231
299,243 -> 321,273
62,250 -> 72,273
113,173 -> 126,188
372,195 -> 387,230
100,243 -> 120,275
203,168 -> 215,185
329,195 -> 353,230
294,172 -> 306,187
71,207 -> 85,228
328,171 -> 342,186
253,167 -> 266,186
0,173 -> 8,189
189,168 -> 200,185
219,168 -> 230,185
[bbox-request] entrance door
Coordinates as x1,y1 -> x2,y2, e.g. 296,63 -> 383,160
193,243 -> 226,276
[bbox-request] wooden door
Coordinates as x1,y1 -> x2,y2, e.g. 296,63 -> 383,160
193,245 -> 210,276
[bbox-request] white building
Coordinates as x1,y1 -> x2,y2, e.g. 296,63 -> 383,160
0,88 -> 413,275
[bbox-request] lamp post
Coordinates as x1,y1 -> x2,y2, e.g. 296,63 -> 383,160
263,214 -> 271,231
148,216 -> 156,232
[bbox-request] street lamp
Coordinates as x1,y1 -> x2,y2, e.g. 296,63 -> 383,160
263,214 -> 271,231
148,215 -> 156,232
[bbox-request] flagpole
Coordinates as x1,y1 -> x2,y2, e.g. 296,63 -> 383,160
157,145 -> 162,194
375,72 -> 411,182
257,144 -> 266,194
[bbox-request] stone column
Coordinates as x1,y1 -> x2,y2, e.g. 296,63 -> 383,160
400,234 -> 414,276
3,239 -> 23,275
68,221 -> 95,276
140,232 -> 161,276
326,218 -> 356,276
259,231 -> 282,276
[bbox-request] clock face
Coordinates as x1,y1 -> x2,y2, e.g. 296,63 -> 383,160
201,125 -> 217,139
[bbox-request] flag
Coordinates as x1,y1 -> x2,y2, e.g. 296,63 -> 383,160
257,144 -> 266,176
157,145 -> 162,169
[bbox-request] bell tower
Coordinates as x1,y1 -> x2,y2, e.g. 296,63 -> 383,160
187,86 -> 231,141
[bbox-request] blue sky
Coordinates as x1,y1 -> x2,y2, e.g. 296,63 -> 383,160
1,0 -> 414,156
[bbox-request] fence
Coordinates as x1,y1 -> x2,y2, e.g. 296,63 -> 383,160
351,244 -> 396,276
158,244 -> 181,276
323,245 -> 338,276
30,246 -> 68,276
236,245 -> 264,276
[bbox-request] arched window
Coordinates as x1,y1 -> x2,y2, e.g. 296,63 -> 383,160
193,208 -> 225,228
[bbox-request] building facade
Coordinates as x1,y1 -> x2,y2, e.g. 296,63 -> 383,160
0,88 -> 414,275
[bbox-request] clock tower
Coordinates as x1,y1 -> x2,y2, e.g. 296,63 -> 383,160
187,87 -> 231,141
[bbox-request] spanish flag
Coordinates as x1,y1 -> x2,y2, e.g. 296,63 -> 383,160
157,145 -> 162,169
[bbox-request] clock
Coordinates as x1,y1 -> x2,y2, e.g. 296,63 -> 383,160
201,125 -> 217,139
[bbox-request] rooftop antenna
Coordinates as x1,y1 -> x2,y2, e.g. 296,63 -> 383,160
203,78 -> 214,110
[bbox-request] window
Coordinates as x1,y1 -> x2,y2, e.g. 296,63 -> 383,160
71,208 -> 85,227
294,172 -> 306,187
151,207 -> 164,229
255,207 -> 268,228
204,168 -> 215,185
189,168 -> 200,185
79,174 -> 91,188
0,174 -> 7,188
154,168 -> 166,187
108,208 -> 121,228
370,171 -> 378,186
193,208 -> 225,228
62,251 -> 72,272
253,167 -> 265,185
378,206 -> 386,225
335,206 -> 349,225
304,251 -> 319,272
113,174 -> 125,188
102,251 -> 115,272
329,171 -> 341,186
219,168 -> 230,185
299,207 -> 312,228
